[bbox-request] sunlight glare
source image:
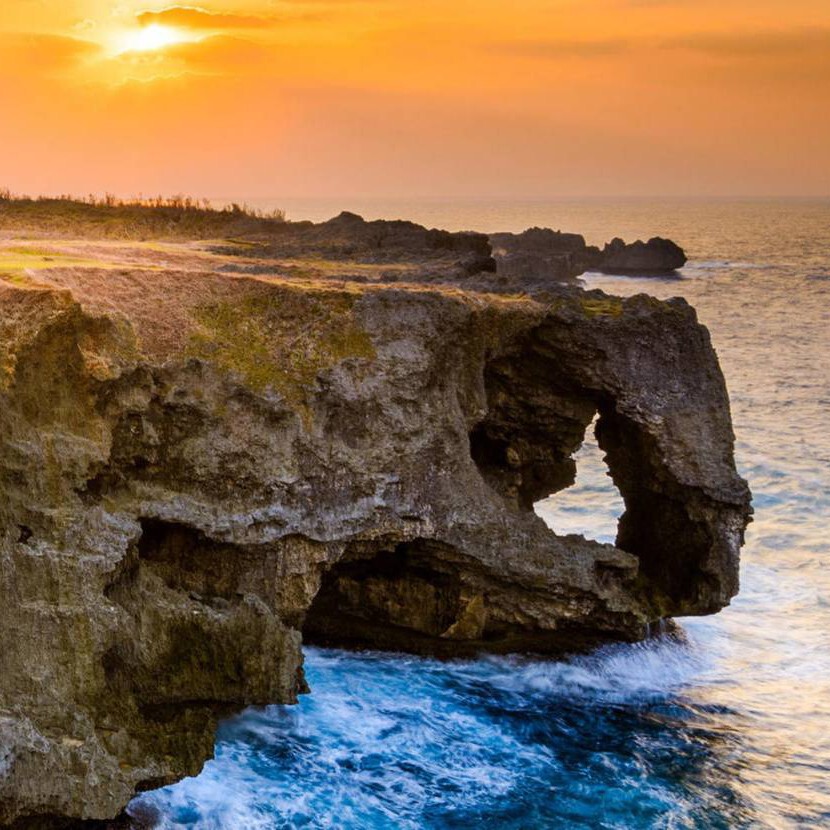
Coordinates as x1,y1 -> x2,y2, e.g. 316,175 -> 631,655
114,23 -> 192,55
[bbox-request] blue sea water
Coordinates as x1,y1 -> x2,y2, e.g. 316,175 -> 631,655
130,200 -> 830,829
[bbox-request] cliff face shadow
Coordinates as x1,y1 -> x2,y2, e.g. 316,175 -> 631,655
303,539 -> 474,655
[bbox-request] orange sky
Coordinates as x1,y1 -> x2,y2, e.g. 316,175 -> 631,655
1,1 -> 828,199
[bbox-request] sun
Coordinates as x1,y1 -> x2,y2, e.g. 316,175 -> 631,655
114,23 -> 193,55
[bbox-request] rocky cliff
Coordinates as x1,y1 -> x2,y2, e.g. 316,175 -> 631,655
0,226 -> 749,825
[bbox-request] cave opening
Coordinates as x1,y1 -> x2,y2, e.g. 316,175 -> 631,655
302,539 -> 491,656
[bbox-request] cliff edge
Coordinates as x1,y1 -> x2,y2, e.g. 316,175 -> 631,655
0,218 -> 748,825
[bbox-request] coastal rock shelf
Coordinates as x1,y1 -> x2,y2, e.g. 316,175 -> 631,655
0,212 -> 749,826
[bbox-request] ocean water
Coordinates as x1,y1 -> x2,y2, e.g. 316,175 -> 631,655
130,200 -> 830,829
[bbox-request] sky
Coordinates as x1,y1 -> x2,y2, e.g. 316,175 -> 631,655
0,0 -> 828,200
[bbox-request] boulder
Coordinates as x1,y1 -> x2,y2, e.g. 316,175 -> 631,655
599,236 -> 687,275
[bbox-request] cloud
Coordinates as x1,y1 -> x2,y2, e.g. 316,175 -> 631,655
0,32 -> 100,73
494,26 -> 830,62
163,33 -> 276,67
670,27 -> 830,58
135,5 -> 277,30
100,33 -> 281,83
495,37 -> 629,59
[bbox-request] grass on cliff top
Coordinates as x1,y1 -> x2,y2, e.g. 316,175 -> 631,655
186,290 -> 376,423
0,191 -> 286,241
0,246 -> 120,281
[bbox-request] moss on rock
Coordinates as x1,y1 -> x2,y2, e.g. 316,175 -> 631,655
186,289 -> 376,422
580,296 -> 624,318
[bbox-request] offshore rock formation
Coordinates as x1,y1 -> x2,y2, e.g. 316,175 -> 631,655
0,233 -> 748,825
599,236 -> 687,275
490,228 -> 687,284
490,228 -> 599,283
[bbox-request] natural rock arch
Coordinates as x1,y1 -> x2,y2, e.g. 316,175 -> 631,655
466,300 -> 750,616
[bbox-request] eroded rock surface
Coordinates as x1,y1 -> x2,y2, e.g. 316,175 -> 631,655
0,248 -> 748,825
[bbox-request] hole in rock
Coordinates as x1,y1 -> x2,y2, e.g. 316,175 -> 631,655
303,539 -> 477,654
534,415 -> 624,544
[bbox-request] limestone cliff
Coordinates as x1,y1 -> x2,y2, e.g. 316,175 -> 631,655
0,258 -> 750,824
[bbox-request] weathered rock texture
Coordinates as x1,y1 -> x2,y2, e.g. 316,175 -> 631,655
0,249 -> 748,825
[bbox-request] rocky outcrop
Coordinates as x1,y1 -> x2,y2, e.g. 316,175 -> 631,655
490,228 -> 600,284
599,236 -> 687,275
0,259 -> 749,825
213,211 -> 497,280
490,228 -> 687,284
205,214 -> 685,288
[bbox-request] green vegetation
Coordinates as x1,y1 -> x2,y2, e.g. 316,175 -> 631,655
0,189 -> 285,240
579,296 -> 624,318
0,272 -> 33,287
0,247 -> 123,281
6,245 -> 58,257
186,289 -> 376,423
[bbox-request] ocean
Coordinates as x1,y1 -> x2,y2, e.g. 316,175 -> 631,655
129,199 -> 830,829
